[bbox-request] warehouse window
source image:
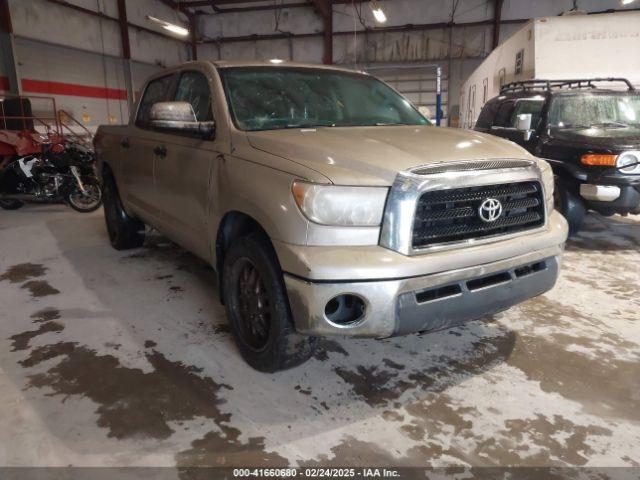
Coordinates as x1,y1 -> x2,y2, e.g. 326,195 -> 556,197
136,74 -> 176,127
515,49 -> 524,75
174,71 -> 213,122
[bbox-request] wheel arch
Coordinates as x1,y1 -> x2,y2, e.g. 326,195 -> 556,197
215,211 -> 276,303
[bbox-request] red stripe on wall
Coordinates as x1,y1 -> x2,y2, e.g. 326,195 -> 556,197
0,75 -> 10,91
21,78 -> 127,100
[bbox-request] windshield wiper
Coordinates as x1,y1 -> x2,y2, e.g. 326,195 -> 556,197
590,121 -> 629,128
554,124 -> 590,129
285,122 -> 335,129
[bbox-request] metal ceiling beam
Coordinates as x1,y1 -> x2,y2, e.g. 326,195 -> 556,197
116,0 -> 134,109
0,0 -> 21,94
312,0 -> 332,64
193,2 -> 312,14
492,0 -> 504,50
201,17 -> 528,44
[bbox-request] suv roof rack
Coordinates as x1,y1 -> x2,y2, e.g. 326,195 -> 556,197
500,78 -> 635,94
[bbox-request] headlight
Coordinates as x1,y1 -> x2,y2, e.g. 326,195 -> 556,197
617,151 -> 640,174
537,159 -> 554,211
292,181 -> 388,226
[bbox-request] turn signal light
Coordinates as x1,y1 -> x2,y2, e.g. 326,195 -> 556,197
581,154 -> 618,166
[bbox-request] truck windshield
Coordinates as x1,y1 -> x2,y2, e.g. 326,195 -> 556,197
548,92 -> 640,130
219,67 -> 429,131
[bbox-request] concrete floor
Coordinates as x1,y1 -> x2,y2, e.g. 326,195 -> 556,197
0,205 -> 639,470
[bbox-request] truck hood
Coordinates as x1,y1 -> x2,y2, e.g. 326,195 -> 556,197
246,125 -> 532,186
549,127 -> 640,151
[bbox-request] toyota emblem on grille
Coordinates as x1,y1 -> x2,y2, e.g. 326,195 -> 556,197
478,198 -> 503,223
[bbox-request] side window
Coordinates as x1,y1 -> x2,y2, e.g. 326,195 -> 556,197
493,101 -> 515,127
174,71 -> 212,122
136,75 -> 175,127
510,100 -> 544,129
476,99 -> 498,131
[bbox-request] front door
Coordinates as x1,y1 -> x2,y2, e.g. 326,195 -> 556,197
152,70 -> 222,261
490,98 -> 545,154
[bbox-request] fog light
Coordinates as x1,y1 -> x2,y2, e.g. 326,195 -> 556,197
324,294 -> 365,326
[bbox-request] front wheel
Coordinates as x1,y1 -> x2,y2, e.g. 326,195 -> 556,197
68,178 -> 103,213
222,232 -> 317,372
0,198 -> 25,210
554,177 -> 586,235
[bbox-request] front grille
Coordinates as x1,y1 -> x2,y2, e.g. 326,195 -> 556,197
412,181 -> 545,249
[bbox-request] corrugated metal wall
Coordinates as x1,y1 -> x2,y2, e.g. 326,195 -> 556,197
1,0 -> 190,131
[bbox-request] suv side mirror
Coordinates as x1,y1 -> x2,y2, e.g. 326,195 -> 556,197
149,101 -> 215,138
516,113 -> 534,141
516,113 -> 532,131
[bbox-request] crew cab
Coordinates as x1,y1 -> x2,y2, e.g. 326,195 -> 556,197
94,61 -> 568,371
475,79 -> 640,234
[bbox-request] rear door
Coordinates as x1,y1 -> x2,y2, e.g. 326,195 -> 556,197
121,73 -> 177,222
152,69 -> 221,261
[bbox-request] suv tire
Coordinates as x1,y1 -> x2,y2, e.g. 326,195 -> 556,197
103,176 -> 145,250
555,177 -> 586,235
222,232 -> 317,372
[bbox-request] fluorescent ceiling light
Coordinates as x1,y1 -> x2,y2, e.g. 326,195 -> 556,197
146,15 -> 189,36
270,58 -> 284,64
370,1 -> 387,23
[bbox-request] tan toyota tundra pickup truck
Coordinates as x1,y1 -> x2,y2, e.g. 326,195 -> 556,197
94,60 -> 568,372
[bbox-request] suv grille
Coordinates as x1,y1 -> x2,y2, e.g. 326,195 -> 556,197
412,181 -> 545,249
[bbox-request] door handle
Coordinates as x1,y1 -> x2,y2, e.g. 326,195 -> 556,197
153,145 -> 167,158
120,138 -> 130,149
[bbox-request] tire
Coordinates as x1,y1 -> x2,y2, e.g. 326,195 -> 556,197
68,178 -> 103,213
0,199 -> 25,210
222,232 -> 317,372
102,175 -> 145,250
555,177 -> 586,236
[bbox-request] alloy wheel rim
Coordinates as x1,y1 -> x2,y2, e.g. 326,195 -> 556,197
70,184 -> 102,210
234,258 -> 270,351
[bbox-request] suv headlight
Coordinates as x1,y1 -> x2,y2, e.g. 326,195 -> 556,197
537,159 -> 555,211
617,151 -> 640,174
292,181 -> 388,226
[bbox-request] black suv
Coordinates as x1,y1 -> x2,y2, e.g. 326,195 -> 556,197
475,79 -> 640,234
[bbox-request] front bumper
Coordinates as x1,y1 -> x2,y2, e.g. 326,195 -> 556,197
280,211 -> 568,338
579,183 -> 640,214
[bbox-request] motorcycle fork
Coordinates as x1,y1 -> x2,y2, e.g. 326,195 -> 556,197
69,166 -> 86,194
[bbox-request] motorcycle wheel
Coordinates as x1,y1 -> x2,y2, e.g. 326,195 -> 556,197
68,179 -> 103,213
0,199 -> 25,210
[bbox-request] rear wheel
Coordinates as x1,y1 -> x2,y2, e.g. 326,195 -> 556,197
0,199 -> 25,210
555,177 -> 586,235
102,175 -> 145,250
222,232 -> 316,372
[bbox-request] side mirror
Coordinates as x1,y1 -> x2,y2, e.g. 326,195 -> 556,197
516,113 -> 534,141
149,101 -> 215,138
516,113 -> 532,131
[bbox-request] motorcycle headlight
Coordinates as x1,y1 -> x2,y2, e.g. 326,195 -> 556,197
292,181 -> 388,227
537,159 -> 555,211
616,151 -> 640,174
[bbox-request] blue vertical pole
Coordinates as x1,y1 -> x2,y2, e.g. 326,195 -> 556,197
435,66 -> 442,126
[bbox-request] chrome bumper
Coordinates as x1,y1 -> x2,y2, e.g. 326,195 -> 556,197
281,212 -> 567,338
